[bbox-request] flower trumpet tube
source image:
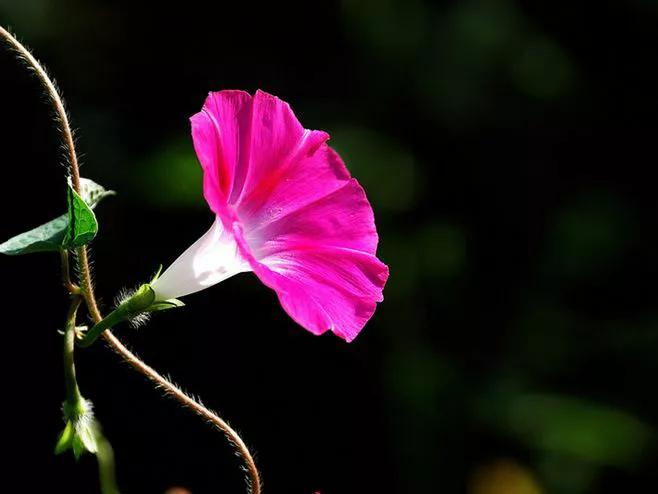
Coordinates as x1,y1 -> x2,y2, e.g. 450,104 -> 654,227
152,90 -> 389,342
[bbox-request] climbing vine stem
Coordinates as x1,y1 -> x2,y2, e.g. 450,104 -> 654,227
1,25 -> 261,494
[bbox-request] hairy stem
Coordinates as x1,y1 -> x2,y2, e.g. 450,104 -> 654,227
60,250 -> 80,294
0,26 -> 80,190
63,296 -> 83,408
1,25 -> 261,494
102,331 -> 261,493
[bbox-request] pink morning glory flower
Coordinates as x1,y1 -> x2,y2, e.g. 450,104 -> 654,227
151,90 -> 389,342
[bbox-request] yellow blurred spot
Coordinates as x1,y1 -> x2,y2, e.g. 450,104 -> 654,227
469,459 -> 543,494
164,488 -> 192,494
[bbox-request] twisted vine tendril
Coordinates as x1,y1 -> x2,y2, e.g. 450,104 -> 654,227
0,25 -> 261,494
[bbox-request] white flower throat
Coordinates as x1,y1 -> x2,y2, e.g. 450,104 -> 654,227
151,217 -> 250,301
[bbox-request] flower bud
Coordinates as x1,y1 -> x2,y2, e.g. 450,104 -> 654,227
55,398 -> 99,459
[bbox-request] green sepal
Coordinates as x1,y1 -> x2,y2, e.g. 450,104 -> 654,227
145,266 -> 186,311
126,283 -> 156,311
149,265 -> 164,284
0,177 -> 114,255
72,420 -> 99,460
145,297 -> 185,313
55,420 -> 75,455
116,283 -> 183,314
56,398 -> 99,459
123,283 -> 184,313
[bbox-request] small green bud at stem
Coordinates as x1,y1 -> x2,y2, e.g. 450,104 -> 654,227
78,281 -> 183,347
77,283 -> 154,347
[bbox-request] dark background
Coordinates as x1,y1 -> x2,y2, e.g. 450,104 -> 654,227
2,1 -> 658,493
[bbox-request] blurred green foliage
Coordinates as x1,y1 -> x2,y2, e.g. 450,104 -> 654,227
508,394 -> 651,467
332,126 -> 419,212
547,192 -> 633,279
130,139 -> 204,210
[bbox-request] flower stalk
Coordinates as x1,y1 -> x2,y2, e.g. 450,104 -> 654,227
62,297 -> 84,414
56,295 -> 99,459
57,290 -> 120,494
60,250 -> 80,294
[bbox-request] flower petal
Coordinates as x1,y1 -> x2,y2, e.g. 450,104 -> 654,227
246,178 -> 379,260
249,245 -> 389,342
192,90 -> 351,223
191,90 -> 253,212
228,90 -> 307,202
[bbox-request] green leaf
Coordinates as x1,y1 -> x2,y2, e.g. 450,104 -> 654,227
0,177 -> 113,255
62,184 -> 98,248
79,177 -> 116,209
0,214 -> 69,255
